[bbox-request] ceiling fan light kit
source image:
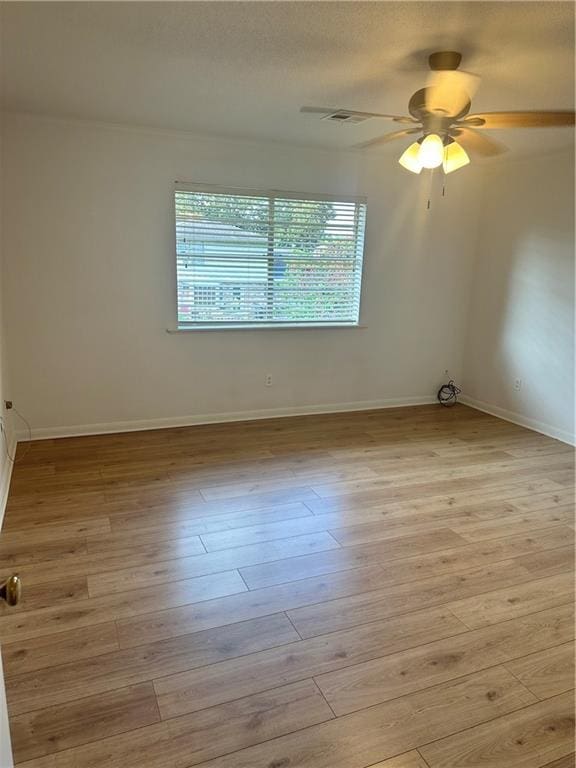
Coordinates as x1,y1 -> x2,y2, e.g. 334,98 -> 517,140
301,50 -> 574,183
398,134 -> 470,176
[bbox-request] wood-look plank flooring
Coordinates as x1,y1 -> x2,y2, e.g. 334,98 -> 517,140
0,404 -> 574,768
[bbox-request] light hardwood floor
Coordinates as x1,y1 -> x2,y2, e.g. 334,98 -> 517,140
0,404 -> 574,768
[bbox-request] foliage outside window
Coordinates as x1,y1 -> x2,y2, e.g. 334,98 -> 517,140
175,185 -> 367,328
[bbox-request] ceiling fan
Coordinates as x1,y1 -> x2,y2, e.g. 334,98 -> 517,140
301,51 -> 575,175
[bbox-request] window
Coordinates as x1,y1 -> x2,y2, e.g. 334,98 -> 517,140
193,286 -> 218,306
174,184 -> 367,328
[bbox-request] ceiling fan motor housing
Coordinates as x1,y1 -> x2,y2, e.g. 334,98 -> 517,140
408,87 -> 471,124
428,51 -> 463,71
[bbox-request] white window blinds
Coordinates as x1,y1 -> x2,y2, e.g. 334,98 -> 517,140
175,185 -> 367,328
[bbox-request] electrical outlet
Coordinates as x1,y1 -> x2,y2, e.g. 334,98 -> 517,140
4,401 -> 12,410
513,378 -> 522,391
265,374 -> 273,387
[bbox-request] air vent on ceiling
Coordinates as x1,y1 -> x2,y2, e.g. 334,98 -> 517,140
322,111 -> 370,124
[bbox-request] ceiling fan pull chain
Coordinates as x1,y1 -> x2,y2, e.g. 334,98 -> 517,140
426,168 -> 434,210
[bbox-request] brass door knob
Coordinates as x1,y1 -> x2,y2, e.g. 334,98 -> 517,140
0,575 -> 22,606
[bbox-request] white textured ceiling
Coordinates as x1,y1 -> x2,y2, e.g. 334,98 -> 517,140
1,2 -> 574,155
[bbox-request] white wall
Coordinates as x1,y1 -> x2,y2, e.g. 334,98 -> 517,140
2,114 -> 483,437
0,653 -> 12,768
0,115 -> 14,768
463,147 -> 575,443
0,124 -> 15,515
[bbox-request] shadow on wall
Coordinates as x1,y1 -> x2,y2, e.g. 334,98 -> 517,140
464,148 -> 575,440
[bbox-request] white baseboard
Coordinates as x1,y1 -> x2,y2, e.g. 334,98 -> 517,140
14,395 -> 575,447
0,431 -> 16,530
16,395 -> 438,441
460,395 -> 575,446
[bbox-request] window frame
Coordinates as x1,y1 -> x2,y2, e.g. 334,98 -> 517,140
172,182 -> 368,331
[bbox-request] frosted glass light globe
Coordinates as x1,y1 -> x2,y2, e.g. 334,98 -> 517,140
398,142 -> 423,174
419,134 -> 445,169
443,141 -> 470,174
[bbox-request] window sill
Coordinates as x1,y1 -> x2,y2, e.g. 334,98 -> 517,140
167,323 -> 366,332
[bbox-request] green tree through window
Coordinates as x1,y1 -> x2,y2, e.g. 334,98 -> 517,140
175,187 -> 366,326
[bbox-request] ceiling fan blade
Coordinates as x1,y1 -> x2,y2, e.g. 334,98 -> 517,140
453,127 -> 508,157
301,106 -> 345,114
461,111 -> 575,129
425,71 -> 481,118
300,106 -> 416,123
355,127 -> 421,150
